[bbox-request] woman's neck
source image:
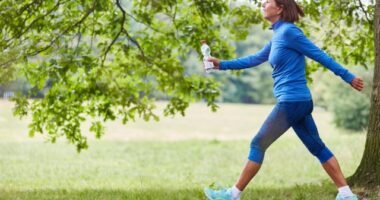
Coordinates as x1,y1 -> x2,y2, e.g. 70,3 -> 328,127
269,17 -> 281,24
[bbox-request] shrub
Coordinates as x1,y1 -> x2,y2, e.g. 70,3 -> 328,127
311,67 -> 372,131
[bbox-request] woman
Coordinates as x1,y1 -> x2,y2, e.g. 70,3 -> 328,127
204,0 -> 364,200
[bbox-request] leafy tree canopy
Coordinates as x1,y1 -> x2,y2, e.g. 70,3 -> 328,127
0,0 -> 374,151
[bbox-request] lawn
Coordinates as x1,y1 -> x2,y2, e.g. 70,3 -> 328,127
0,100 -> 377,199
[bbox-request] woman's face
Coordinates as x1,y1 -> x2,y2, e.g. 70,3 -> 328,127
262,0 -> 283,22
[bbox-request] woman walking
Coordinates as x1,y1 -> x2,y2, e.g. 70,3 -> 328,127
204,0 -> 364,199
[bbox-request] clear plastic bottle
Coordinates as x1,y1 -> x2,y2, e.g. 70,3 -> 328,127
200,40 -> 214,73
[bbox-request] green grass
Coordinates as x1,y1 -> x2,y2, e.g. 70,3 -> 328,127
0,100 -> 377,199
0,139 -> 369,200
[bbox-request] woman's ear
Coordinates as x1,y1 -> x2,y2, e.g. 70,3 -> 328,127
277,6 -> 283,15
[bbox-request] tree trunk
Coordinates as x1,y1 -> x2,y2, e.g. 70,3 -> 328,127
349,0 -> 380,187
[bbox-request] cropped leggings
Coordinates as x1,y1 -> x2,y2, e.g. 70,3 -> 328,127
249,100 -> 333,164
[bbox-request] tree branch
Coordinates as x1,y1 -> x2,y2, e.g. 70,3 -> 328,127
101,0 -> 126,66
357,0 -> 372,24
4,0 -> 63,48
18,0 -> 43,15
74,27 -> 82,56
90,11 -> 96,50
125,12 -> 163,33
27,2 -> 96,57
122,28 -> 149,62
168,4 -> 181,44
0,57 -> 21,68
0,1 -> 95,68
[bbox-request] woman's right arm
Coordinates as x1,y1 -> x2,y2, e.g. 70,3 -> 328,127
209,42 -> 271,70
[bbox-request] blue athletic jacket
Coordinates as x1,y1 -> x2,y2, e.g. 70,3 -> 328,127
219,20 -> 355,102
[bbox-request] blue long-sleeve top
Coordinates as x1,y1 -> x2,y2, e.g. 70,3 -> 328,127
220,20 -> 355,102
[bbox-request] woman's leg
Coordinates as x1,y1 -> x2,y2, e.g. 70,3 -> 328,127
235,160 -> 261,191
235,157 -> 349,190
235,103 -> 292,191
292,114 -> 349,188
322,156 -> 348,187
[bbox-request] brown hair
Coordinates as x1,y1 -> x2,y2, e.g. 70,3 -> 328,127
274,0 -> 304,22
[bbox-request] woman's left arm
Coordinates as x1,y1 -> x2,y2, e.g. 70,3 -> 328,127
288,26 -> 364,91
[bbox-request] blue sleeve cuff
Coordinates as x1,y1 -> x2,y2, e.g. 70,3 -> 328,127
219,60 -> 227,70
342,71 -> 355,84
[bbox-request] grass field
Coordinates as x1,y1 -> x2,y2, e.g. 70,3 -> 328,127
0,100 -> 377,200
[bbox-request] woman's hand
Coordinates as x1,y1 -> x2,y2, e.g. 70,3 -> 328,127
351,77 -> 364,91
207,57 -> 221,70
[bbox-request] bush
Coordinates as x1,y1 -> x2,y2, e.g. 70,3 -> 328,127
311,67 -> 372,131
330,86 -> 370,131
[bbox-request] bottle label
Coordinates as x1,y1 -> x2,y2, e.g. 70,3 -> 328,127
203,57 -> 214,71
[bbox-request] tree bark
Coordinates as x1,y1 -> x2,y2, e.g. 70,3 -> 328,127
349,0 -> 380,187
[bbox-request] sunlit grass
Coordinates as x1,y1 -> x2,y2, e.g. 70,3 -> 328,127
0,100 -> 375,199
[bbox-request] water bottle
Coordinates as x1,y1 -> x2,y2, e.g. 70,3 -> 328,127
200,40 -> 214,73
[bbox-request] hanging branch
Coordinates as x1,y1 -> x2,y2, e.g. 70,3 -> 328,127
27,2 -> 96,57
101,0 -> 126,66
0,1 -> 96,68
4,0 -> 64,48
102,0 -> 150,65
122,29 -> 149,62
357,0 -> 372,24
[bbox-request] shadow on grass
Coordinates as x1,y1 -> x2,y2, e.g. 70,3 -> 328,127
1,182 -> 378,200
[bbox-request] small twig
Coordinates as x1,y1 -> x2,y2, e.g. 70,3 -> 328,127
90,11 -> 96,49
125,12 -> 163,33
18,0 -> 43,15
171,3 -> 180,40
0,57 -> 20,68
74,26 -> 82,56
